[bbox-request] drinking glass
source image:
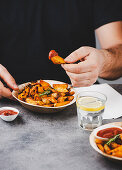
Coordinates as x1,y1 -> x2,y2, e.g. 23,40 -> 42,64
76,91 -> 107,131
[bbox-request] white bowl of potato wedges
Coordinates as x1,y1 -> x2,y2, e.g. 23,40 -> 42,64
89,122 -> 122,162
12,80 -> 76,113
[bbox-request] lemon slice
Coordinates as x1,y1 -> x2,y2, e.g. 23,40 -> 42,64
77,96 -> 105,111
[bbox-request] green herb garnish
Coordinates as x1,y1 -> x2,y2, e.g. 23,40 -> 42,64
106,134 -> 120,146
39,89 -> 51,96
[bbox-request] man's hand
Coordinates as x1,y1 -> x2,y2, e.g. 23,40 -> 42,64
61,46 -> 105,87
0,64 -> 18,99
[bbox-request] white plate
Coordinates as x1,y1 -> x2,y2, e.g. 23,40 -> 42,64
12,80 -> 76,113
89,122 -> 122,162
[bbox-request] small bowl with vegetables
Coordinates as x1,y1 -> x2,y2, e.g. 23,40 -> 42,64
89,122 -> 122,161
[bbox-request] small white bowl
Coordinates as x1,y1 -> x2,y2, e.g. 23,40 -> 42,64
93,124 -> 122,141
0,107 -> 19,122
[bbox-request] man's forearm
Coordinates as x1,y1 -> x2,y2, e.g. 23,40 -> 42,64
99,44 -> 122,80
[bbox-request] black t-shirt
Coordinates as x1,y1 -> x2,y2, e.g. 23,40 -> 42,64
0,0 -> 122,84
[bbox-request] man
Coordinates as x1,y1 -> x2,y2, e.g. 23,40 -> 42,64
0,0 -> 122,99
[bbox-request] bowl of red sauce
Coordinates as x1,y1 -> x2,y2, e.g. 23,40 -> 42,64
0,107 -> 19,122
93,124 -> 122,141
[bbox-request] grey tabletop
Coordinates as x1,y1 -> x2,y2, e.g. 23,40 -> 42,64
0,84 -> 122,170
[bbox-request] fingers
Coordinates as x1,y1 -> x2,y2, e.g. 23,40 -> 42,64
0,81 -> 13,99
0,64 -> 18,90
66,71 -> 92,81
70,79 -> 91,87
62,62 -> 89,73
62,47 -> 101,87
64,46 -> 92,63
62,59 -> 97,74
66,71 -> 98,87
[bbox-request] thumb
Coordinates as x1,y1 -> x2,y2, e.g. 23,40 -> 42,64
64,46 -> 92,63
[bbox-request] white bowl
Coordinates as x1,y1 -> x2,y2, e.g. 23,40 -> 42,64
12,80 -> 76,113
89,122 -> 122,162
0,107 -> 19,122
93,124 -> 122,141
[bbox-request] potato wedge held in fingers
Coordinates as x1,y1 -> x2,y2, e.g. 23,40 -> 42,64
49,50 -> 66,64
50,56 -> 66,64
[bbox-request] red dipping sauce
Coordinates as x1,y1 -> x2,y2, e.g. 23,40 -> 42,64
97,127 -> 122,139
0,110 -> 18,116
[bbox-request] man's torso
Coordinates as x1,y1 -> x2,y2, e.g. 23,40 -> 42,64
0,0 -> 95,83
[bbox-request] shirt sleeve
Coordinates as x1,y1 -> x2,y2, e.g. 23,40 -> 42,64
93,0 -> 122,29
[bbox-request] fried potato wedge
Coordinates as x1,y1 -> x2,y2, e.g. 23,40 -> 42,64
51,92 -> 59,99
95,139 -> 103,144
67,96 -> 74,101
104,144 -> 111,154
43,86 -> 56,93
49,50 -> 66,64
109,145 -> 122,153
57,96 -> 67,103
59,92 -> 66,97
49,50 -> 58,60
40,80 -> 51,87
97,144 -> 104,152
50,56 -> 66,64
38,86 -> 44,93
18,93 -> 28,101
54,101 -> 70,107
48,97 -> 57,103
68,91 -> 75,96
53,84 -> 68,93
30,86 -> 38,96
26,98 -> 38,105
112,151 -> 122,157
23,86 -> 30,94
111,142 -> 121,149
42,97 -> 51,105
37,101 -> 44,106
